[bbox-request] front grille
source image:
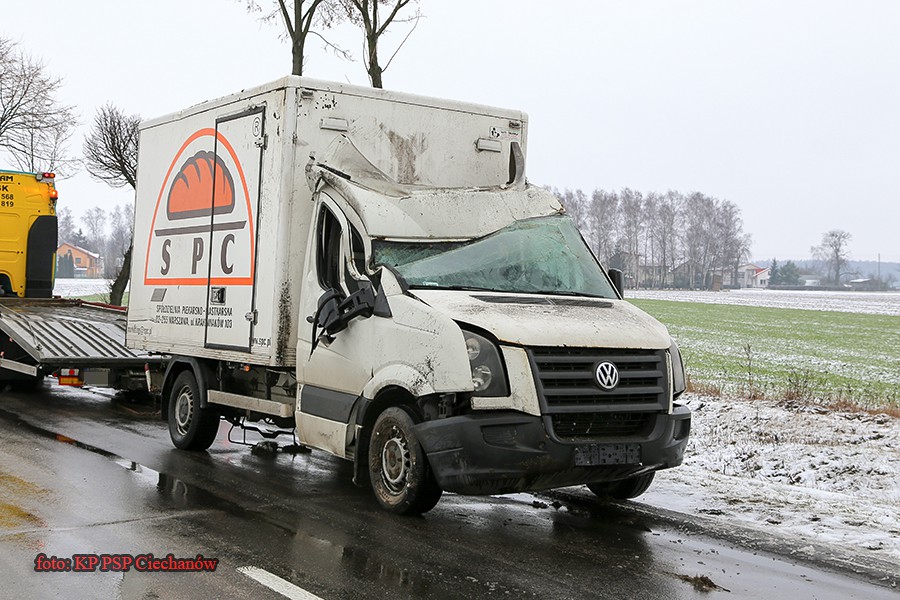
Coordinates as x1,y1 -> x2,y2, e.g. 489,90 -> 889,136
551,413 -> 653,440
528,347 -> 669,442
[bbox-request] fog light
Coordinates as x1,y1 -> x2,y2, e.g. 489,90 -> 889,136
482,424 -> 518,447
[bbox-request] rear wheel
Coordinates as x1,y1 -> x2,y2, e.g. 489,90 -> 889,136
368,406 -> 443,515
587,472 -> 655,500
168,370 -> 219,451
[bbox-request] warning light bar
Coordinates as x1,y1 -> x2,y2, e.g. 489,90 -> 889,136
56,368 -> 83,386
36,172 -> 56,182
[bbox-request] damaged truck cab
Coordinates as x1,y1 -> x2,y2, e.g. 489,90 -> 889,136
126,77 -> 690,515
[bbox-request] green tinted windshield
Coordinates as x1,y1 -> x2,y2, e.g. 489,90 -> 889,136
372,215 -> 617,298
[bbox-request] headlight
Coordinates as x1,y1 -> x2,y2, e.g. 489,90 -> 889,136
462,329 -> 509,397
669,340 -> 686,397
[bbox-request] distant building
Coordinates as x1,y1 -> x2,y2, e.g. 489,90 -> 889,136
56,243 -> 103,278
849,278 -> 878,291
726,263 -> 769,288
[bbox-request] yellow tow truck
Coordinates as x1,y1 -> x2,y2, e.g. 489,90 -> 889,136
0,169 -> 58,298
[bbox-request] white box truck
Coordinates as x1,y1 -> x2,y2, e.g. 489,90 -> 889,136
126,77 -> 691,514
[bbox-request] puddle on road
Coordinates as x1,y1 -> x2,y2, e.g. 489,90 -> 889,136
0,406 -> 252,518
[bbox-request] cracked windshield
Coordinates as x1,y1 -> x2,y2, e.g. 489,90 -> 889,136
373,215 -> 618,298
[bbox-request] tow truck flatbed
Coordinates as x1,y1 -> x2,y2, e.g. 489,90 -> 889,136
0,297 -> 162,387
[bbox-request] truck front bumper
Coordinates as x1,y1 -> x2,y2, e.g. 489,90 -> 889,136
412,405 -> 691,495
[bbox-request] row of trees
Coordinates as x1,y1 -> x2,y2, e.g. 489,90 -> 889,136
553,188 -> 752,289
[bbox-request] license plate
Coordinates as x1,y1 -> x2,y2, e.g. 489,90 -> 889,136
574,443 -> 641,466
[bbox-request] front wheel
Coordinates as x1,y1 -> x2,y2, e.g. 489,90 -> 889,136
168,370 -> 219,451
368,406 -> 443,515
587,472 -> 655,500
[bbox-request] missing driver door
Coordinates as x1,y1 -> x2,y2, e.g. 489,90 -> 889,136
204,107 -> 265,351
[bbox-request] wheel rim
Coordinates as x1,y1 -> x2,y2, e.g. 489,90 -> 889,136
174,386 -> 194,436
381,426 -> 410,495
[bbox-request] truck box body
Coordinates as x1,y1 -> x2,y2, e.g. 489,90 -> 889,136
127,77 -> 527,366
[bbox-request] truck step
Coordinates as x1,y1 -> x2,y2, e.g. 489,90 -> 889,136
207,390 -> 295,418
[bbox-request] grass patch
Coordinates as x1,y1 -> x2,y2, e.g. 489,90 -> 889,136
75,292 -> 129,306
631,298 -> 900,412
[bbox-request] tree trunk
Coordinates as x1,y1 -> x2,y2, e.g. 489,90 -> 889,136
109,242 -> 132,306
293,38 -> 304,75
367,33 -> 383,88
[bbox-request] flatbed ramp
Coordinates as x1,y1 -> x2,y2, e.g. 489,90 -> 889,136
0,298 -> 160,376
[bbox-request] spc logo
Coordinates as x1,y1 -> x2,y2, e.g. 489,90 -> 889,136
143,128 -> 255,286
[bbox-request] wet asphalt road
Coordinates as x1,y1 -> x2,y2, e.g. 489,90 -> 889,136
0,382 -> 896,600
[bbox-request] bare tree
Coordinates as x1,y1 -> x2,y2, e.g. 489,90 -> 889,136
341,0 -> 420,88
0,38 -> 76,174
589,189 -> 619,265
83,104 -> 138,188
812,229 -> 852,285
57,207 -> 76,247
83,104 -> 139,305
81,206 -> 107,255
646,191 -> 680,287
105,203 -> 133,279
618,188 -> 643,281
247,0 -> 349,75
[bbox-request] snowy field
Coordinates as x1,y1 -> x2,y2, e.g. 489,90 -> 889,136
53,278 -> 118,298
628,288 -> 900,316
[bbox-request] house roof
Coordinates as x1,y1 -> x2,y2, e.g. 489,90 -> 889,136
57,242 -> 100,259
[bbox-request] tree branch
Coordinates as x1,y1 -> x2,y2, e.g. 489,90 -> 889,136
382,9 -> 420,72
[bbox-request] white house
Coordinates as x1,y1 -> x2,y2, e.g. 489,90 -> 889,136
732,263 -> 770,288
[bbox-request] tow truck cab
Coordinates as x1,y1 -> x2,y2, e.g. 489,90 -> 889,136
0,170 -> 58,298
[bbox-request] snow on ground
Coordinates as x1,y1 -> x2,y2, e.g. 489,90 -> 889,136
639,393 -> 900,567
53,278 -> 116,298
629,288 -> 900,316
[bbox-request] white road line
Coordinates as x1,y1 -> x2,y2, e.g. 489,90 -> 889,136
237,566 -> 325,600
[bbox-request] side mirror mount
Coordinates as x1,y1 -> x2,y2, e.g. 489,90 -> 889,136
337,283 -> 376,323
608,268 -> 625,297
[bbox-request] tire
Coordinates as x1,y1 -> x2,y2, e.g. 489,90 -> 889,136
368,406 -> 443,515
587,472 -> 655,500
168,370 -> 220,451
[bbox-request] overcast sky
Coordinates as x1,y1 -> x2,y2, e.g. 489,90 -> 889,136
3,1 -> 898,262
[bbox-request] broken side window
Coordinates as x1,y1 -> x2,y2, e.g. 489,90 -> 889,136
316,205 -> 343,291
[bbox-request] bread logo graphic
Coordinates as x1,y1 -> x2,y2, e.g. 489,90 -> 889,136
144,128 -> 256,286
166,151 -> 236,220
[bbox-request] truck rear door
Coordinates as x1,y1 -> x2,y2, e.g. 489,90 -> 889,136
203,108 -> 265,351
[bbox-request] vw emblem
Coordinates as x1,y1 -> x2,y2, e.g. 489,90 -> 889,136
595,361 -> 619,390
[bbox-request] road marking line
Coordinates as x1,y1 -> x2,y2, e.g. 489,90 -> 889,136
238,566 -> 325,600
